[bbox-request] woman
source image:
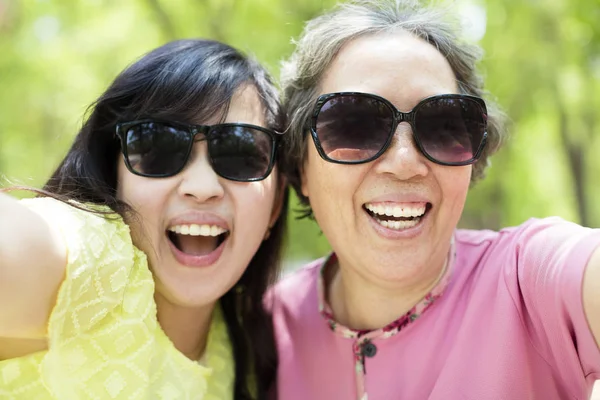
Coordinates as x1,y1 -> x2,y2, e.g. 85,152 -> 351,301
269,1 -> 600,399
0,39 -> 287,399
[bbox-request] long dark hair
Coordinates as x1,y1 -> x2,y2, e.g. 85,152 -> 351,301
42,39 -> 287,399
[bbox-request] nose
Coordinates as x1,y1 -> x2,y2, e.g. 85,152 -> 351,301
373,122 -> 429,179
176,142 -> 225,202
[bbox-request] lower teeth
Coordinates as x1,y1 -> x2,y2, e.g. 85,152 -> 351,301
377,217 -> 421,230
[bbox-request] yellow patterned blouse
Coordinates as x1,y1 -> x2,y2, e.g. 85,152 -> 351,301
0,197 -> 234,400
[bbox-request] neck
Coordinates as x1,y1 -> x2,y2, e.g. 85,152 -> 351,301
155,292 -> 215,361
327,254 -> 447,331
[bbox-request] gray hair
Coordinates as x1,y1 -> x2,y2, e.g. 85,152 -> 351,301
281,0 -> 507,219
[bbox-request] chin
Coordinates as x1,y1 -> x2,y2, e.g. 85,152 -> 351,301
154,278 -> 225,308
150,254 -> 243,308
370,255 -> 428,280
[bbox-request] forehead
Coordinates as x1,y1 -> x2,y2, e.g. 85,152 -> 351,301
223,84 -> 266,125
319,32 -> 458,110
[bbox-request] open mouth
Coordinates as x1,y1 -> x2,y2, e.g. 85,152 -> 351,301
364,202 -> 432,231
167,224 -> 230,256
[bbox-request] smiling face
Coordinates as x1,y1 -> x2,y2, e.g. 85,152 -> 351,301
301,32 -> 472,285
117,85 -> 282,308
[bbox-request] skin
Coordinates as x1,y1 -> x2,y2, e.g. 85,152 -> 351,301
0,85 -> 283,362
0,193 -> 66,358
117,85 -> 283,359
301,32 -> 474,331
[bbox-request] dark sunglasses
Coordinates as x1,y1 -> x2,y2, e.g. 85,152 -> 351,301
116,120 -> 282,182
309,92 -> 488,166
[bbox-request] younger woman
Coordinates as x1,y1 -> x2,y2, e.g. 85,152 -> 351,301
0,38 -> 287,399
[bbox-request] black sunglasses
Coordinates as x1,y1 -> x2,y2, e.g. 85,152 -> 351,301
309,92 -> 488,166
116,119 -> 282,182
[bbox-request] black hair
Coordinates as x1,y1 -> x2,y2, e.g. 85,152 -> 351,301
41,39 -> 287,399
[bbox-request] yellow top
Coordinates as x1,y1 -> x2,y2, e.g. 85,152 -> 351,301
0,197 -> 234,400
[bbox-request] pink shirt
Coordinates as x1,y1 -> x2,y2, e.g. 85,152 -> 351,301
269,218 -> 600,399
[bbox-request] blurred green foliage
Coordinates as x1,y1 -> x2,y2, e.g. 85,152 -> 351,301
0,0 -> 598,266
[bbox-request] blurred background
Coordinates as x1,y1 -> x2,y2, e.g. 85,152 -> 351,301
0,0 -> 599,266
0,0 -> 599,395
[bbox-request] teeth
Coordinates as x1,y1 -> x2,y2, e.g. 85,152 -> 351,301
168,224 -> 227,237
365,203 -> 426,218
378,217 -> 421,230
200,225 -> 211,236
189,224 -> 201,235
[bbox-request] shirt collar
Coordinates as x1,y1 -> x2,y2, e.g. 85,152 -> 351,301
317,237 -> 456,340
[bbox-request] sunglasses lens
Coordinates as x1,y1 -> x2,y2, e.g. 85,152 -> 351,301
123,122 -> 191,176
315,94 -> 394,162
208,125 -> 274,181
414,97 -> 486,164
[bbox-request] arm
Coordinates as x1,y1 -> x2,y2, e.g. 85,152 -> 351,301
583,245 -> 600,347
0,192 -> 67,338
509,218 -> 600,387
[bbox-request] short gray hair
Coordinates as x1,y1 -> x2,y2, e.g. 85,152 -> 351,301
281,0 -> 507,219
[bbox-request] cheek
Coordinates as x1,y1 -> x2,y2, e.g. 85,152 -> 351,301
303,154 -> 359,221
302,145 -> 337,202
118,173 -> 150,210
229,183 -> 279,259
439,166 -> 471,210
234,179 -> 278,221
116,165 -> 169,253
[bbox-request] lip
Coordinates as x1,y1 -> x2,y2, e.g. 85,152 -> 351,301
167,212 -> 230,231
167,234 -> 227,267
365,193 -> 431,205
363,194 -> 432,240
365,207 -> 429,239
166,212 -> 230,267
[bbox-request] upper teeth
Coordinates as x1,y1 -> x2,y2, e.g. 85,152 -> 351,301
168,224 -> 227,237
365,203 -> 426,218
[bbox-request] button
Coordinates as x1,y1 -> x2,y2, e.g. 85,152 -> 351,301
362,341 -> 377,358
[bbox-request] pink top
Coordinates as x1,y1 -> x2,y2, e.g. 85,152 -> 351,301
269,218 -> 600,400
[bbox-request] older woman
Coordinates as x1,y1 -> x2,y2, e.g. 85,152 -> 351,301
269,1 -> 600,399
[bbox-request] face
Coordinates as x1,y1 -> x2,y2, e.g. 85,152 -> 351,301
117,85 -> 282,308
301,32 -> 472,285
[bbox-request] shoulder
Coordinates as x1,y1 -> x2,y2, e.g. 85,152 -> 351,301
267,258 -> 325,316
455,216 -> 600,323
267,258 -> 328,363
20,197 -> 129,244
21,197 -> 134,262
21,197 -> 149,337
204,305 -> 235,398
455,217 -> 595,258
451,217 -> 600,294
271,258 -> 324,300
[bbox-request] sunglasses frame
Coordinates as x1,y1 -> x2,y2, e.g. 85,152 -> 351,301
116,119 -> 283,182
309,92 -> 488,166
